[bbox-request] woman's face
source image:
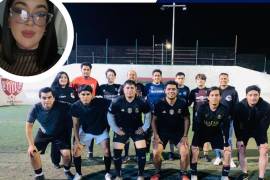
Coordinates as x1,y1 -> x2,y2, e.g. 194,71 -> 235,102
8,0 -> 49,50
59,73 -> 68,87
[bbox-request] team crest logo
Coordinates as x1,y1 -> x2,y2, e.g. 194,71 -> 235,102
169,109 -> 174,115
71,93 -> 75,99
217,114 -> 223,119
177,109 -> 182,114
162,110 -> 166,114
135,108 -> 139,113
127,108 -> 133,114
1,78 -> 23,105
225,95 -> 232,101
121,109 -> 125,112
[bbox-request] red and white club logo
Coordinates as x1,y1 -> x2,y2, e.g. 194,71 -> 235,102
1,78 -> 23,96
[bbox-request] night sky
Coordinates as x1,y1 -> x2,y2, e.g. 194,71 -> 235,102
64,3 -> 270,55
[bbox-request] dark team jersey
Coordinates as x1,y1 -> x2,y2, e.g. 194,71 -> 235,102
109,96 -> 151,133
52,86 -> 76,104
71,98 -> 111,135
234,98 -> 270,141
97,83 -> 121,102
220,85 -> 239,119
177,85 -> 190,104
145,82 -> 165,110
188,87 -> 209,115
27,101 -> 71,136
154,98 -> 190,134
119,82 -> 146,97
195,103 -> 230,146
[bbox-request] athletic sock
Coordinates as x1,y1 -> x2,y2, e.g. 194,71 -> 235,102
63,165 -> 71,172
258,178 -> 264,180
34,168 -> 43,176
190,163 -> 197,175
180,170 -> 188,176
222,165 -> 230,177
136,148 -> 146,176
73,156 -> 82,175
113,149 -> 123,177
104,156 -> 111,173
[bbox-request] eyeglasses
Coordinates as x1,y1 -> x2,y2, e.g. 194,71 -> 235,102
9,7 -> 53,26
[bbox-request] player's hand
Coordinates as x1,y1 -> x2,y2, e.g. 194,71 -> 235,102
116,128 -> 125,136
135,127 -> 144,135
180,136 -> 189,147
28,144 -> 38,157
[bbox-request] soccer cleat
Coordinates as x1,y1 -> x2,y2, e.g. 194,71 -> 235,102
201,155 -> 212,162
64,171 -> 74,180
114,176 -> 123,180
73,173 -> 82,180
122,156 -> 130,164
150,173 -> 160,180
53,163 -> 61,169
35,174 -> 45,180
181,175 -> 190,180
213,157 -> 222,166
191,175 -> 198,180
221,176 -> 229,180
105,173 -> 112,180
230,159 -> 237,168
137,176 -> 144,180
169,152 -> 175,161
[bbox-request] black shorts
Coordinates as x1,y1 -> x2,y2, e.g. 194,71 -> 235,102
242,132 -> 268,147
34,129 -> 71,154
159,132 -> 183,149
192,132 -> 224,150
113,132 -> 145,144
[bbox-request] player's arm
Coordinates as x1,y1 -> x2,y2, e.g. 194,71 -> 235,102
151,114 -> 161,143
136,112 -> 151,135
233,104 -> 244,142
107,112 -> 125,135
181,107 -> 190,145
222,111 -> 231,147
25,122 -> 38,156
72,116 -> 80,143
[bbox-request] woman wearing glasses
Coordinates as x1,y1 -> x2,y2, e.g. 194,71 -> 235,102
0,0 -> 59,76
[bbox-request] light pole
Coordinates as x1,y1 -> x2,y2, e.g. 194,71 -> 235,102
161,3 -> 187,65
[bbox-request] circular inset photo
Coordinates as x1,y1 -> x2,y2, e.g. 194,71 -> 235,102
0,0 -> 73,81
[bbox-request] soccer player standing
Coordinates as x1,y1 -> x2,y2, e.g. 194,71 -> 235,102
25,87 -> 73,180
108,80 -> 151,180
190,87 -> 231,180
151,81 -> 190,180
234,85 -> 270,180
71,85 -> 112,180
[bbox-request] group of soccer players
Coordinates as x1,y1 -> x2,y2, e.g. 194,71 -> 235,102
25,62 -> 270,180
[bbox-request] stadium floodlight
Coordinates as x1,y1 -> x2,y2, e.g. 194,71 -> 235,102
160,3 -> 187,65
165,42 -> 172,50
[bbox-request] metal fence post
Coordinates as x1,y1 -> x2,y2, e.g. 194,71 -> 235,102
105,38 -> 108,64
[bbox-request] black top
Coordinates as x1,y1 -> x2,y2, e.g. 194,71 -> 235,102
97,83 -> 121,102
52,86 -> 76,104
177,85 -> 190,104
71,98 -> 111,135
27,101 -> 71,136
234,98 -> 270,141
119,82 -> 146,97
188,87 -> 209,115
154,98 -> 190,134
195,103 -> 230,146
220,85 -> 239,119
109,96 -> 151,133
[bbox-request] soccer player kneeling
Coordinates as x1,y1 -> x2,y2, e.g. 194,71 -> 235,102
151,81 -> 190,180
190,87 -> 231,180
26,87 -> 73,180
71,85 -> 112,180
107,80 -> 151,180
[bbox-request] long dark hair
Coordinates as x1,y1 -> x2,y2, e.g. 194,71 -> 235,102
51,71 -> 70,88
1,0 -> 58,70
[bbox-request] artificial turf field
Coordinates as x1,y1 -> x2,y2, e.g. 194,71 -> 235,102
0,105 -> 269,180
